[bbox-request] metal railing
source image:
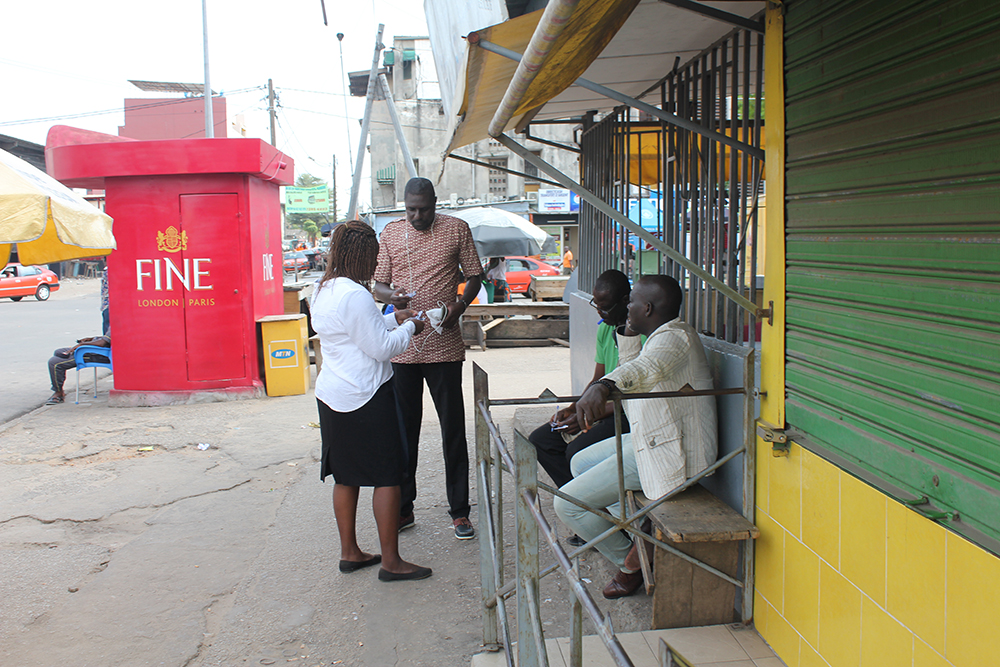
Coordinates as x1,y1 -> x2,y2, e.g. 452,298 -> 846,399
577,25 -> 765,346
473,363 -> 752,666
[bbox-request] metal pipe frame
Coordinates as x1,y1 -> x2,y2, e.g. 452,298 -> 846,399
658,0 -> 764,33
347,24 -> 384,221
472,38 -> 764,161
473,362 -> 755,666
377,73 -> 418,180
496,132 -> 762,318
523,127 -> 582,154
446,152 -> 564,189
571,25 -> 763,345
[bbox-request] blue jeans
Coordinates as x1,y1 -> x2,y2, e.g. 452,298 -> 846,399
553,434 -> 640,570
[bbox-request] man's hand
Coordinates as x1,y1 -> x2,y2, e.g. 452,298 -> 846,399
576,381 -> 613,432
389,288 -> 412,309
551,404 -> 582,435
441,300 -> 467,329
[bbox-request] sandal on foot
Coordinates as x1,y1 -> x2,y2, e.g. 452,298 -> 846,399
46,394 -> 64,405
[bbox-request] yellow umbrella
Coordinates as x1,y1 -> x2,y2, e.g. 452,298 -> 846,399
0,148 -> 115,268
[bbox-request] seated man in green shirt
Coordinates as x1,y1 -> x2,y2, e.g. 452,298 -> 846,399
528,270 -> 638,544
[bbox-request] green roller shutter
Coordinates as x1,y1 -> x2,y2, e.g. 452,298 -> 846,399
783,0 -> 1000,549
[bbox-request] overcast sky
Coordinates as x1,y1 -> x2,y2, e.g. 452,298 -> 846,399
1,0 -> 431,211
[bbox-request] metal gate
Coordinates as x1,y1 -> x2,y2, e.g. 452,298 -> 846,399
783,0 -> 1000,550
577,25 -> 765,346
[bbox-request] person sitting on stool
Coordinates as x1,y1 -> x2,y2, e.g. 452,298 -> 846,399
46,334 -> 110,405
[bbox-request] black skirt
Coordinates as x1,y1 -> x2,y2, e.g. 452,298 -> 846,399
317,380 -> 407,487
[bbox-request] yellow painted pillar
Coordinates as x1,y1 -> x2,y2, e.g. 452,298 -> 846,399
761,3 -> 786,429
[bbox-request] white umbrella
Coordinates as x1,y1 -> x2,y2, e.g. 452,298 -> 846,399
450,206 -> 557,257
0,148 -> 116,267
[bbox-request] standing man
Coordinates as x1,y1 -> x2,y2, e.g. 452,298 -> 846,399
562,245 -> 574,275
374,178 -> 485,540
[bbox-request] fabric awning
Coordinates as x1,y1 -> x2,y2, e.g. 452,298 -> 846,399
445,0 -> 640,155
444,0 -> 765,155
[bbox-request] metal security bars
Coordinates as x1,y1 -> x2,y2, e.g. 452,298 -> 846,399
473,363 -> 752,666
576,26 -> 765,345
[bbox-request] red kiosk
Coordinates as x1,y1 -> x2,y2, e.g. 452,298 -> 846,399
46,126 -> 295,405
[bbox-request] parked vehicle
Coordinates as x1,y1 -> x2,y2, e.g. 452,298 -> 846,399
0,263 -> 60,301
282,251 -> 309,273
501,256 -> 561,294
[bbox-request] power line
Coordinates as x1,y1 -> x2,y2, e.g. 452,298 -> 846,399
0,86 -> 266,127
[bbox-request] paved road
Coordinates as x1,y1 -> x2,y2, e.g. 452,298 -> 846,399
0,277 -> 106,423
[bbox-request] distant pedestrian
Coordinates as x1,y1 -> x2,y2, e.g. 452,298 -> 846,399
562,246 -> 574,275
100,266 -> 110,335
312,220 -> 432,582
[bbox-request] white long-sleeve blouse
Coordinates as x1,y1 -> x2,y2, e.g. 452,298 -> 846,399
312,277 -> 415,412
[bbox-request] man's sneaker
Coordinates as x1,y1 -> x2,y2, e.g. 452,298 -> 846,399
398,513 -> 415,532
453,517 -> 475,540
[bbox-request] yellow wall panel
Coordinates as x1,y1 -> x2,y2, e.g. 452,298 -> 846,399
754,589 -> 769,637
818,561 -> 861,667
945,532 -> 1000,666
767,601 -> 802,667
756,437 -> 771,515
913,638 -> 951,667
769,442 -> 803,538
839,472 -> 887,606
886,500 -> 946,653
799,639 -> 827,667
801,450 -> 840,568
784,537 -> 820,647
755,510 -> 786,614
860,597 -> 913,667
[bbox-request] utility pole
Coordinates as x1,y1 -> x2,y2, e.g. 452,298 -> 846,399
331,155 -> 338,223
337,33 -> 355,179
347,23 -> 384,221
267,78 -> 277,146
202,0 -> 214,137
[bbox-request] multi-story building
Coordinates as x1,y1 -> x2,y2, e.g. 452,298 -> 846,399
352,34 -> 580,257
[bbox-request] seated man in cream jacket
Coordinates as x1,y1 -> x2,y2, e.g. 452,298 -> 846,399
553,275 -> 717,599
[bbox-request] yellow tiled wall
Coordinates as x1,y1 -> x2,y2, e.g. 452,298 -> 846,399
754,439 -> 1000,667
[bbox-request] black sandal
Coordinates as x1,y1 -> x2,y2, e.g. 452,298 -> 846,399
46,394 -> 64,405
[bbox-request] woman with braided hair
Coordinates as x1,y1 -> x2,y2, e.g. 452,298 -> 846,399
313,220 -> 432,581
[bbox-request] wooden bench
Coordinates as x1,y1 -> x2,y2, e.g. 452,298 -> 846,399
462,302 -> 569,349
633,485 -> 759,630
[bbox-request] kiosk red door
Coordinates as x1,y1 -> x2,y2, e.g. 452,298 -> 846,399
179,193 -> 246,381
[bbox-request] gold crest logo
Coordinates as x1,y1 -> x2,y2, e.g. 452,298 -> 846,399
156,226 -> 188,253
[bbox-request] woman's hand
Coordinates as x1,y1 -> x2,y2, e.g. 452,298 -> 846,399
405,317 -> 426,334
394,308 -> 416,325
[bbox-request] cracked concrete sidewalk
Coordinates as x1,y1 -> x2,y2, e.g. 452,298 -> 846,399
0,346 -> 649,667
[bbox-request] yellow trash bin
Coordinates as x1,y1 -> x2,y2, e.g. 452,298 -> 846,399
258,314 -> 310,397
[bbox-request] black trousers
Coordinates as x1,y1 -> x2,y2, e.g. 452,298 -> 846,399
392,361 -> 470,520
528,413 -> 631,488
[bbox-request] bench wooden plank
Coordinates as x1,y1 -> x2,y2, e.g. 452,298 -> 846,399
464,302 -> 568,317
634,485 -> 759,543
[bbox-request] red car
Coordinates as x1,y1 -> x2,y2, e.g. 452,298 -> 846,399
283,251 -> 309,273
1,263 -> 60,301
501,256 -> 561,294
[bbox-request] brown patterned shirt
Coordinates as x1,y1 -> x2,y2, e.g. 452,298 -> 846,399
375,213 -> 483,364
